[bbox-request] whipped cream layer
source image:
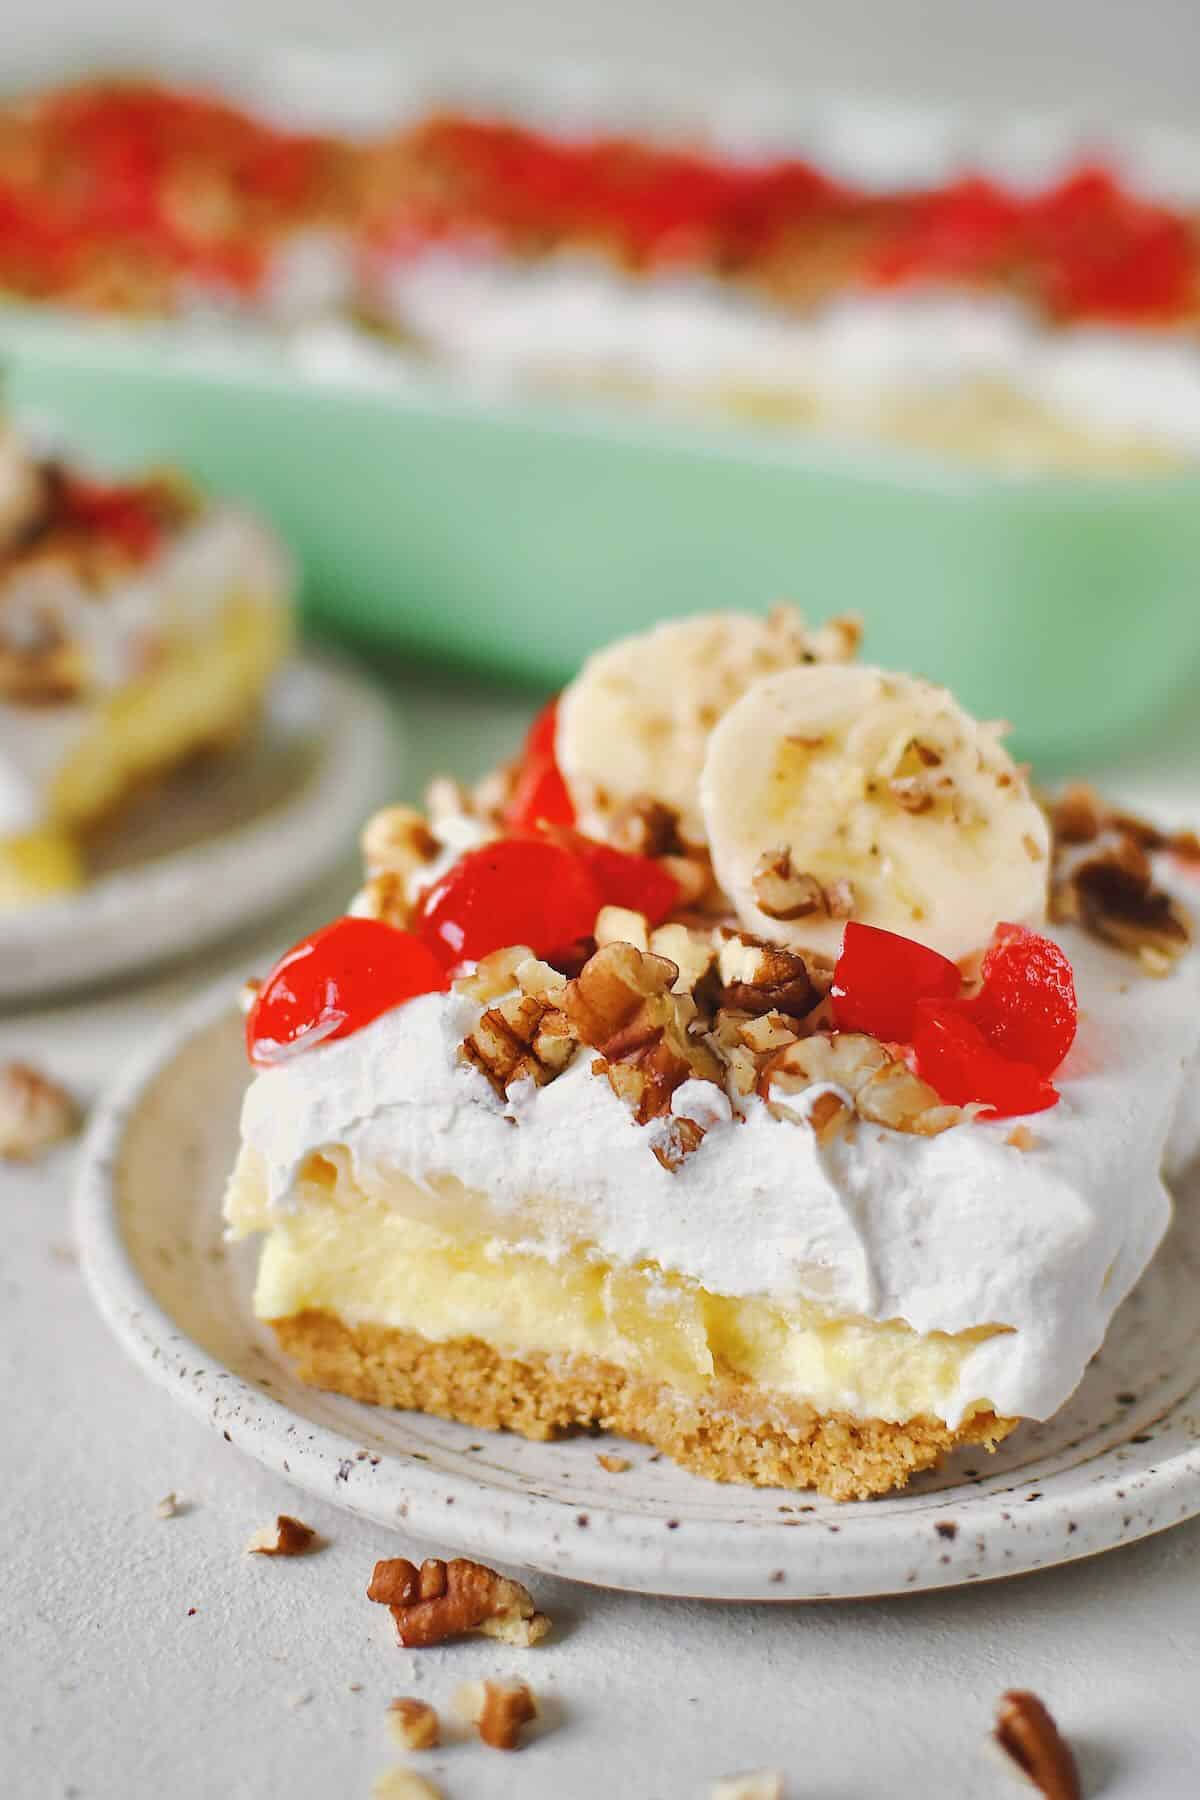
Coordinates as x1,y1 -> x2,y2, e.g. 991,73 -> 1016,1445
0,508 -> 291,837
232,917 -> 1200,1429
364,254 -> 1200,462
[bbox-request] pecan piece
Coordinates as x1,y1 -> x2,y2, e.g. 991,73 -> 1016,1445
360,805 -> 439,879
454,1677 -> 539,1751
366,1557 -> 550,1648
752,849 -> 826,921
387,1697 -> 439,1751
460,991 -> 576,1097
717,935 -> 822,1021
0,1062 -> 79,1161
608,795 -> 684,858
1054,834 -> 1191,965
993,1690 -> 1081,1800
246,1515 -> 319,1556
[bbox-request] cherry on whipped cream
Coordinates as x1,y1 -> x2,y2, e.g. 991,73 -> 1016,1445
417,836 -> 604,968
502,699 -> 575,833
830,922 -> 961,1043
246,918 -> 448,1066
911,1002 -> 1059,1118
963,922 -> 1078,1075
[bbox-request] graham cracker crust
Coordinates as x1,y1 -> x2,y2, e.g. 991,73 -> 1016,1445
270,1310 -> 1017,1501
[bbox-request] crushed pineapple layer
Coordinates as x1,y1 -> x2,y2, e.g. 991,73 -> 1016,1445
228,1153 -> 1004,1425
0,593 -> 289,906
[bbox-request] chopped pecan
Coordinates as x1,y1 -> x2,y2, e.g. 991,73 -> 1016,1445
594,903 -> 650,952
608,795 -> 685,859
360,805 -> 439,879
460,992 -> 576,1097
993,1690 -> 1081,1800
764,1034 -> 962,1138
805,1087 -> 854,1145
651,1113 -> 706,1170
716,934 -> 823,1021
597,1453 -> 631,1473
454,1677 -> 539,1751
1053,832 -> 1191,964
424,774 -> 472,825
371,1771 -> 443,1800
0,1062 -> 79,1161
366,1557 -> 550,1648
563,942 -> 678,1047
711,1774 -> 785,1800
658,848 -> 719,911
649,921 -> 718,994
356,871 -> 413,930
245,1515 -> 318,1556
387,1698 -> 439,1751
752,850 -> 826,921
1047,782 -> 1104,845
454,945 -> 534,1003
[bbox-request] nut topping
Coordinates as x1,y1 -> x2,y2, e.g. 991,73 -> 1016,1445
716,934 -> 825,1021
460,992 -> 575,1097
764,1034 -> 962,1138
361,805 -> 439,879
751,850 -> 826,921
0,1061 -> 79,1161
386,1697 -> 439,1751
993,1690 -> 1081,1800
1049,787 -> 1194,968
245,1514 -> 319,1557
366,1556 -> 550,1648
454,1677 -> 539,1751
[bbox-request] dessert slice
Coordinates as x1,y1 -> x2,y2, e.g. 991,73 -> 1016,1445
0,427 -> 292,905
225,610 -> 1199,1498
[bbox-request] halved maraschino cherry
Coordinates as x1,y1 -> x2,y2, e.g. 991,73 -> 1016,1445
830,921 -> 961,1043
554,829 -> 680,927
911,1002 -> 1059,1119
503,699 -> 575,833
418,837 -> 603,968
246,918 -> 448,1067
963,922 -> 1077,1075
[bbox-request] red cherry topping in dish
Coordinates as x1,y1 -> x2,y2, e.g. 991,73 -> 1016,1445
246,918 -> 448,1066
558,831 -> 680,926
911,1002 -> 1059,1119
502,699 -> 576,832
963,923 -> 1078,1076
830,922 -> 962,1043
418,837 -> 603,968
61,476 -> 163,561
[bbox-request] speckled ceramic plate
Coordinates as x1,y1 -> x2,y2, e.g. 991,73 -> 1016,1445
0,655 -> 396,1000
75,983 -> 1200,1601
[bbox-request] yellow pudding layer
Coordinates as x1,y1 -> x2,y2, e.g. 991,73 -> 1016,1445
228,1152 -> 1004,1426
0,592 -> 289,906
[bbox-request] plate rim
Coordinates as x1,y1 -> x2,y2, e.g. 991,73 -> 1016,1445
74,978 -> 1200,1602
0,651 -> 397,1000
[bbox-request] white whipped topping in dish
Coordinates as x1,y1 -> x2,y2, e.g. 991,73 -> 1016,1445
356,255 -> 1200,459
0,508 -> 289,837
235,911 -> 1200,1430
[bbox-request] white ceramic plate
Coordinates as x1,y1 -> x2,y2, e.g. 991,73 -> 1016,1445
0,655 -> 396,1000
76,984 -> 1200,1602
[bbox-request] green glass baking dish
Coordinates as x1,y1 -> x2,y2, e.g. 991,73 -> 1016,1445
4,308 -> 1199,765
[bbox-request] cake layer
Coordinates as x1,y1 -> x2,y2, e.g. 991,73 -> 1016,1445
231,1177 -> 1005,1426
231,912 -> 1200,1429
270,1310 -> 1013,1500
0,505 -> 291,841
0,588 -> 288,903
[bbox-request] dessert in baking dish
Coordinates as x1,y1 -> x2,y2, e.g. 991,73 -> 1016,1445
5,78 -> 1200,469
225,610 -> 1200,1498
0,427 -> 292,905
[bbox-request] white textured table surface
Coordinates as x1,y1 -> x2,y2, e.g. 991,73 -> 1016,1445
5,665 -> 1200,1800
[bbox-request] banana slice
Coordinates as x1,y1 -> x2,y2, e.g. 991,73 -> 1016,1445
700,663 -> 1050,961
556,608 -> 860,842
